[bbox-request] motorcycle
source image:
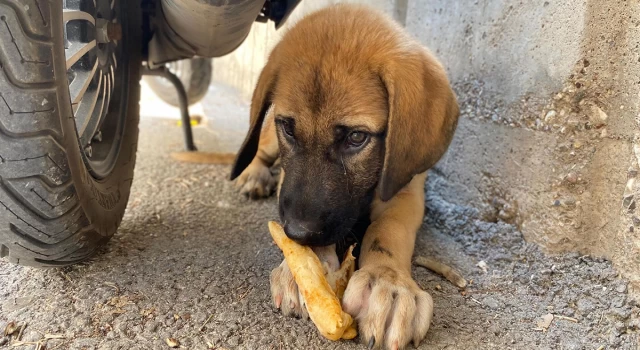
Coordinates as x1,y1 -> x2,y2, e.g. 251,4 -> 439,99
0,0 -> 300,267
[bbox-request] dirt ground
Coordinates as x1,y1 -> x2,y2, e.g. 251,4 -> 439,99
0,83 -> 639,350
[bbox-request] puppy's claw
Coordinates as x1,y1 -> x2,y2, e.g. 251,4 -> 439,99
274,294 -> 282,308
368,336 -> 375,349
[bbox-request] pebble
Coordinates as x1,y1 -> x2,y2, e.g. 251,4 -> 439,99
565,172 -> 578,184
589,104 -> 608,126
544,110 -> 557,122
563,197 -> 577,206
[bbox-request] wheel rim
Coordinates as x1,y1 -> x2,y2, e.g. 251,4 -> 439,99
63,0 -> 128,179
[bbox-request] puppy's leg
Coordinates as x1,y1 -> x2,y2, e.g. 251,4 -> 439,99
343,172 -> 433,350
235,110 -> 279,198
270,245 -> 338,318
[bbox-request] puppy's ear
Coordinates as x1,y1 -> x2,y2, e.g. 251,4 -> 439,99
377,50 -> 459,201
230,55 -> 279,180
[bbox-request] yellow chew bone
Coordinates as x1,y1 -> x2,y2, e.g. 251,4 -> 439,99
268,221 -> 357,341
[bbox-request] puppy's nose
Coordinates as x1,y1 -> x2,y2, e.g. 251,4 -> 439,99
284,220 -> 323,245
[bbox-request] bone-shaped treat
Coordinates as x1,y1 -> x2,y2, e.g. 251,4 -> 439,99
268,221 -> 357,341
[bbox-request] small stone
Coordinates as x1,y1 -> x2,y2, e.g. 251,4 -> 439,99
632,216 -> 640,226
435,284 -> 442,291
165,338 -> 180,348
615,283 -> 627,293
589,104 -> 608,126
498,204 -> 516,220
625,178 -> 636,197
476,260 -> 489,273
553,200 -> 561,207
629,167 -> 638,178
565,172 -> 578,184
573,141 -> 583,149
537,313 -> 554,330
600,128 -> 608,138
544,110 -> 557,122
563,197 -> 576,206
623,196 -> 636,211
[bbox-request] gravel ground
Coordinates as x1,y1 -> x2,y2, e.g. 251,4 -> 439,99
0,83 -> 639,350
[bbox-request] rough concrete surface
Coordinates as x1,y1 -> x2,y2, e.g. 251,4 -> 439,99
1,83 -> 639,349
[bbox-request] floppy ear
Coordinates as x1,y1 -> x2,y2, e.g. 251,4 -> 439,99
377,50 -> 460,201
230,56 -> 279,180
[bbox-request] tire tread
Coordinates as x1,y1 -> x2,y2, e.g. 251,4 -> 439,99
0,0 -> 101,267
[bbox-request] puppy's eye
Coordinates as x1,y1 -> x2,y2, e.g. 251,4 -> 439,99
280,119 -> 295,138
346,131 -> 368,148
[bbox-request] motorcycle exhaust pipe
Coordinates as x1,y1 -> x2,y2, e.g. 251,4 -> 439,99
148,0 -> 266,67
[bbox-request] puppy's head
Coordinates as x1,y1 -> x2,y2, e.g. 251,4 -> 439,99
231,6 -> 459,246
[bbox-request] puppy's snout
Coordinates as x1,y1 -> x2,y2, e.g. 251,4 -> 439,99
283,220 -> 324,246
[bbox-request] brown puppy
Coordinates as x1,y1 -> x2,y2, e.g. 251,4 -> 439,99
231,4 -> 459,349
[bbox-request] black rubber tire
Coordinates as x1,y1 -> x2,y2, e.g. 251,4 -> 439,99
144,57 -> 212,107
0,0 -> 141,267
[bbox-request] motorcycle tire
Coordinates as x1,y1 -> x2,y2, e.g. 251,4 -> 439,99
0,0 -> 142,267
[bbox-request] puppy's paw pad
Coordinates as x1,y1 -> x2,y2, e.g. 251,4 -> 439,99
270,260 -> 307,318
235,161 -> 277,199
342,266 -> 433,350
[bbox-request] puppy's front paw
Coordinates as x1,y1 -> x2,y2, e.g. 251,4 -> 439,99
235,160 -> 277,199
270,260 -> 308,318
342,266 -> 433,350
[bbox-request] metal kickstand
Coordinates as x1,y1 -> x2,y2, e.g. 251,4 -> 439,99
142,66 -> 197,151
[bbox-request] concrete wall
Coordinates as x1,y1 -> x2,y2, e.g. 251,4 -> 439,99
211,1 -> 640,291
